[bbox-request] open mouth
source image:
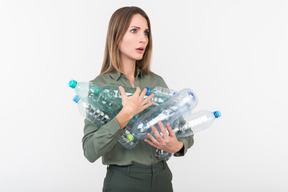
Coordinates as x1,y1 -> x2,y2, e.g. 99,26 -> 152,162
136,47 -> 145,53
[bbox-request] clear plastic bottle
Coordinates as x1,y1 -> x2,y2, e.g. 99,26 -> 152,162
69,80 -> 135,115
172,110 -> 221,137
95,84 -> 136,110
146,86 -> 176,106
72,95 -> 138,149
146,86 -> 176,97
155,149 -> 172,161
69,80 -> 175,116
117,130 -> 138,149
96,85 -> 175,111
155,110 -> 221,160
69,80 -> 99,98
125,87 -> 177,128
72,95 -> 113,128
131,88 -> 198,141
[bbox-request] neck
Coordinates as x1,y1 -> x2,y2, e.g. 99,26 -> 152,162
120,58 -> 136,79
120,58 -> 136,88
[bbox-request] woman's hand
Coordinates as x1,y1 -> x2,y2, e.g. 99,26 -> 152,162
119,86 -> 154,118
116,86 -> 154,129
144,121 -> 184,153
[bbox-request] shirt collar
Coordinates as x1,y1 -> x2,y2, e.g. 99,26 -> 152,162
109,70 -> 122,81
109,68 -> 143,81
135,67 -> 143,78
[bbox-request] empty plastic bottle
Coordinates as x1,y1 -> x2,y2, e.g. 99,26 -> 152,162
172,110 -> 221,137
72,95 -> 113,128
146,86 -> 177,106
95,84 -> 136,110
155,149 -> 172,161
69,80 -> 99,98
146,86 -> 176,97
131,88 -> 198,141
69,80 -> 172,113
155,110 -> 221,160
72,95 -> 138,149
118,130 -> 138,149
69,80 -> 134,115
96,84 -> 176,112
124,87 -> 176,128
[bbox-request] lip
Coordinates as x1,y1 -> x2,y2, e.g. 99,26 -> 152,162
136,47 -> 145,53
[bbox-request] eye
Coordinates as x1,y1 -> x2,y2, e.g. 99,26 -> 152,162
131,29 -> 137,33
144,31 -> 149,36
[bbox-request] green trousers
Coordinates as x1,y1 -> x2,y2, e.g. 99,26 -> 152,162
103,161 -> 173,192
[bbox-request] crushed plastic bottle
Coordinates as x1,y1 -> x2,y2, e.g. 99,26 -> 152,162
72,95 -> 113,128
72,95 -> 138,149
173,110 -> 221,137
146,86 -> 176,106
155,110 -> 221,160
69,80 -> 174,115
131,88 -> 198,141
117,130 -> 138,149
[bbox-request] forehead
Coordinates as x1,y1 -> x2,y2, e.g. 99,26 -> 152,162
129,14 -> 148,29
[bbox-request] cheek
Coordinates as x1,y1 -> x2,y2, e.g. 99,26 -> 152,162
123,32 -> 136,43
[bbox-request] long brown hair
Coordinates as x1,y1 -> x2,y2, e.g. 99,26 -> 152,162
100,6 -> 152,75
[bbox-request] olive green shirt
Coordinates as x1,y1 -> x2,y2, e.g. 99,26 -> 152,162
82,69 -> 194,165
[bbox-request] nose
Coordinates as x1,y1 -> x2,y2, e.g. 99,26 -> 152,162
139,33 -> 148,44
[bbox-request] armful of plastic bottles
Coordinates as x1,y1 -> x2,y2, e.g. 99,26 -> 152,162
69,80 -> 177,150
69,80 -> 221,160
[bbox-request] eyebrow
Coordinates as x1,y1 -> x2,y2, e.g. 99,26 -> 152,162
130,26 -> 149,31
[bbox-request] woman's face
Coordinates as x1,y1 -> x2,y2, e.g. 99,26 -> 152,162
119,14 -> 149,64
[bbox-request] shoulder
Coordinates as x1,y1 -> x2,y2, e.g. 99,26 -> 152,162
90,73 -> 113,87
143,72 -> 168,88
144,72 -> 164,80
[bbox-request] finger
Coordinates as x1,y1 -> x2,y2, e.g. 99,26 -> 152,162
143,100 -> 154,109
139,87 -> 147,99
118,86 -> 127,98
158,121 -> 168,138
143,93 -> 154,104
144,138 -> 158,148
166,123 -> 176,137
133,87 -> 141,96
150,125 -> 163,142
146,131 -> 159,144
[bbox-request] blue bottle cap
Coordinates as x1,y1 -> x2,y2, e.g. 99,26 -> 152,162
145,87 -> 151,95
213,111 -> 221,118
73,95 -> 80,103
69,80 -> 77,88
93,87 -> 100,95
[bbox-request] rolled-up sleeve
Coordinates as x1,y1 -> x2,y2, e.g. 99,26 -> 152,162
174,135 -> 194,156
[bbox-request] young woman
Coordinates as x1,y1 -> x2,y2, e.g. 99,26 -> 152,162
82,6 -> 194,192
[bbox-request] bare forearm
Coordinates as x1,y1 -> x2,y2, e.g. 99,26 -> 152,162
116,109 -> 134,129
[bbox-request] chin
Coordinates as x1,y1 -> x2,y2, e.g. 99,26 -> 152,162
135,56 -> 144,60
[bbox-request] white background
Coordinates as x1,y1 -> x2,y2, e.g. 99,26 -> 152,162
1,0 -> 287,191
